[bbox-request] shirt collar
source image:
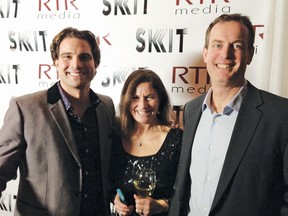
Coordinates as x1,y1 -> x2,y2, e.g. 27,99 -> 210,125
57,81 -> 100,112
202,80 -> 248,115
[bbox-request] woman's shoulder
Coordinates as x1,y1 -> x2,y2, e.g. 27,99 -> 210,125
159,127 -> 182,149
168,127 -> 183,136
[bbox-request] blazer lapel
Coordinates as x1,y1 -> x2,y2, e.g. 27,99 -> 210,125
96,100 -> 111,174
49,101 -> 81,164
210,83 -> 263,212
47,83 -> 81,164
182,97 -> 204,161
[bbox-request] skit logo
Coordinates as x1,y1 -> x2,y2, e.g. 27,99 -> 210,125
0,64 -> 20,85
175,0 -> 231,15
100,66 -> 146,87
0,0 -> 20,18
136,28 -> 188,53
101,67 -> 129,87
102,0 -> 148,15
0,193 -> 17,213
38,0 -> 80,19
9,30 -> 48,52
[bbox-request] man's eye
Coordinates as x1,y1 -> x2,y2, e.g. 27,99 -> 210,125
233,43 -> 243,49
213,44 -> 222,48
62,55 -> 71,59
80,54 -> 92,61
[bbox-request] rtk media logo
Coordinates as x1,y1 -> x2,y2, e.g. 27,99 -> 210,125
175,0 -> 231,15
171,66 -> 211,95
38,0 -> 80,19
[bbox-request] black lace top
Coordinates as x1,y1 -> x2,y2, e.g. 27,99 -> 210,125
110,128 -> 183,215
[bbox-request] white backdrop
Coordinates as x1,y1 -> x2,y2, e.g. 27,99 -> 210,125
0,0 -> 269,214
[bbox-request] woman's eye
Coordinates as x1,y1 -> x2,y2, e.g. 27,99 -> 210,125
146,95 -> 155,101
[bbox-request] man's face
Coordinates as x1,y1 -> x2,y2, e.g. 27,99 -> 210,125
203,21 -> 254,87
54,37 -> 97,92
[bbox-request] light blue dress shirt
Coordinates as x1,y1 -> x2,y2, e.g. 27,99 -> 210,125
189,81 -> 247,216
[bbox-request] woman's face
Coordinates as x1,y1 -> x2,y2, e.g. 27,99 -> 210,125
129,82 -> 160,125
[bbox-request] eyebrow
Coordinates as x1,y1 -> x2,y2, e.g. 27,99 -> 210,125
59,52 -> 92,57
232,40 -> 244,44
212,39 -> 244,43
211,39 -> 223,44
60,52 -> 72,56
211,39 -> 246,47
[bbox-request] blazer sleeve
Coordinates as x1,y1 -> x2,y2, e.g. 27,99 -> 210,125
0,97 -> 26,194
282,141 -> 288,215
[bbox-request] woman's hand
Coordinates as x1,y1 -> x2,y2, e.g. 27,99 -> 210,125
134,194 -> 169,216
114,194 -> 134,215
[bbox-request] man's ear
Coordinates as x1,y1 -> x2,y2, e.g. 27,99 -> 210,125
54,59 -> 59,67
247,47 -> 254,65
202,47 -> 208,63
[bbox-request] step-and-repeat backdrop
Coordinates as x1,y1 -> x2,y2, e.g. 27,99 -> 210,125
1,0 -> 265,214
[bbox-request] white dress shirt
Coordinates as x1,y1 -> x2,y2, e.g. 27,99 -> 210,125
189,82 -> 247,216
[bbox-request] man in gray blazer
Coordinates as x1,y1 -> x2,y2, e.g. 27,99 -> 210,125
169,14 -> 288,216
0,27 -> 115,215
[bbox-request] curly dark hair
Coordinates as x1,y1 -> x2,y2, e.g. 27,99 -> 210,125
50,27 -> 101,65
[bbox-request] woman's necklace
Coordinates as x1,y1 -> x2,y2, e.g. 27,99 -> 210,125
137,133 -> 147,147
136,127 -> 153,147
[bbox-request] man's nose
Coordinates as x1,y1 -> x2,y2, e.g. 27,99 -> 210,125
221,45 -> 234,59
71,57 -> 82,69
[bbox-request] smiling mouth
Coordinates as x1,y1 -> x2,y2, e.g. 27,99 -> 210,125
136,110 -> 152,116
67,72 -> 85,76
216,63 -> 235,69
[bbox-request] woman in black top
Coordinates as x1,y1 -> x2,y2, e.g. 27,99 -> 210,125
110,69 -> 183,216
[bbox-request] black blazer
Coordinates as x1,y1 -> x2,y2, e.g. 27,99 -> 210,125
169,82 -> 288,216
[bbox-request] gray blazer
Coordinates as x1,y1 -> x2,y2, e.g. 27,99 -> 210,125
0,83 -> 115,216
169,82 -> 288,216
